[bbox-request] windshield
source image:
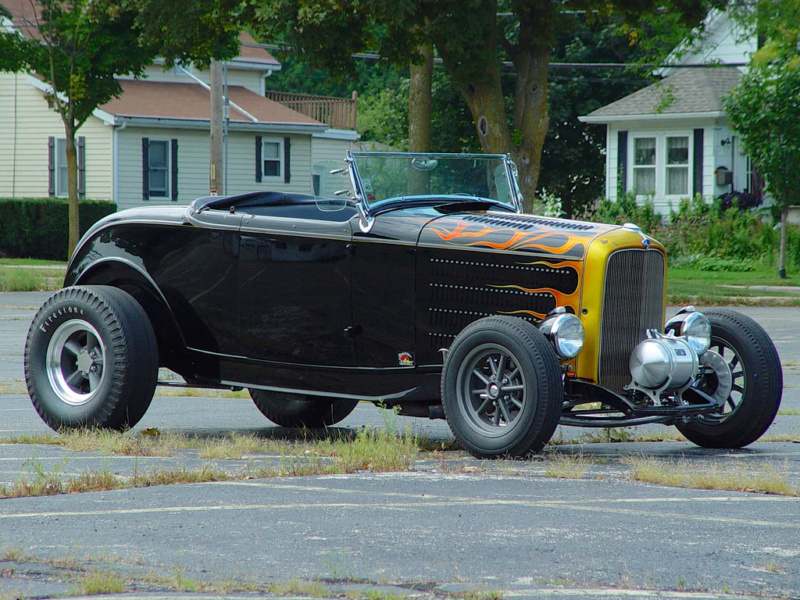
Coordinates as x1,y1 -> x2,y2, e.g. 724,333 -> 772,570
348,152 -> 519,209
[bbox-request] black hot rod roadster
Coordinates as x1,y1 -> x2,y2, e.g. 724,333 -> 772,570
24,152 -> 782,458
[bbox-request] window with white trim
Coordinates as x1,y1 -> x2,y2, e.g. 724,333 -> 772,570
628,132 -> 693,198
666,136 -> 689,196
633,137 -> 656,195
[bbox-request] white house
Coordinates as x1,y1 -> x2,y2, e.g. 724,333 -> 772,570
0,1 -> 360,211
579,11 -> 759,214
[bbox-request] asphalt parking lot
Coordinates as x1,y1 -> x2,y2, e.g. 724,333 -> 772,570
0,292 -> 799,600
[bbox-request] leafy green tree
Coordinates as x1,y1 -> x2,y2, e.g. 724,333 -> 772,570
725,0 -> 800,278
0,0 -> 239,257
243,0 -> 724,211
725,61 -> 800,278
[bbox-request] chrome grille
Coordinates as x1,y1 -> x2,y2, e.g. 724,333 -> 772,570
599,250 -> 665,392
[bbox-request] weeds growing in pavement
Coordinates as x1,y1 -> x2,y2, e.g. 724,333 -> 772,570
71,569 -> 127,595
624,457 -> 799,496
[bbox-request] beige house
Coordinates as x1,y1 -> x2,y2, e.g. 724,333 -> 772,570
0,2 -> 359,210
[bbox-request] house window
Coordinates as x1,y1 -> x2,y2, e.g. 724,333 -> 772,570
148,140 -> 169,197
666,136 -> 689,195
633,137 -> 656,195
262,140 -> 282,178
54,138 -> 68,198
142,138 -> 178,201
48,136 -> 85,199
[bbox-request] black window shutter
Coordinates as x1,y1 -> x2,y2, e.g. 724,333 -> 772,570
48,136 -> 55,196
284,137 -> 291,184
617,130 -> 628,196
171,138 -> 179,201
77,136 -> 86,199
693,128 -> 704,197
255,136 -> 262,182
142,137 -> 150,200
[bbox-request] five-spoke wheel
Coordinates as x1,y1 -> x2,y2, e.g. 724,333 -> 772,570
25,286 -> 158,431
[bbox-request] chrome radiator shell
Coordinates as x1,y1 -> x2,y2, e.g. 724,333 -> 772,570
598,249 -> 666,392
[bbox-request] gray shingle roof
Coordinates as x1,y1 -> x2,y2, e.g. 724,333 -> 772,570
583,67 -> 742,120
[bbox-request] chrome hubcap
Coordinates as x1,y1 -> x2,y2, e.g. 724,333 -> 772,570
45,320 -> 106,406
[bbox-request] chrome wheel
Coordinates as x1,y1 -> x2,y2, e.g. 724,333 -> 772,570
45,319 -> 107,406
695,342 -> 740,419
676,308 -> 782,448
456,344 -> 527,436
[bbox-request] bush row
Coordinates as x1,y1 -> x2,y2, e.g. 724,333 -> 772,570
588,193 -> 800,272
0,198 -> 117,261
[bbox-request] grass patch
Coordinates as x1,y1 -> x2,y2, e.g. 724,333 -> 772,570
71,568 -> 127,595
624,457 -> 799,496
541,453 -> 594,479
778,409 -> 800,416
667,266 -> 800,305
0,258 -> 67,266
269,578 -> 330,597
0,426 -> 420,499
0,266 -> 64,292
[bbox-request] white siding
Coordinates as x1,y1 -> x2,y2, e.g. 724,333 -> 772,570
662,11 -> 755,74
135,64 -> 265,94
606,125 -> 619,202
116,127 -> 318,209
606,117 -> 721,214
311,135 -> 357,166
0,72 -> 113,200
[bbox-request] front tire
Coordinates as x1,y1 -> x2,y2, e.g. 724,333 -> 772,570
24,286 -> 159,431
249,390 -> 359,427
677,309 -> 782,448
441,316 -> 563,459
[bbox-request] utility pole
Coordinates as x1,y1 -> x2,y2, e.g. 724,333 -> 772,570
210,58 -> 224,195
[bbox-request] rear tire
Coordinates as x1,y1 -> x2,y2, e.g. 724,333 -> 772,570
24,286 -> 158,431
249,390 -> 359,427
441,316 -> 563,458
676,309 -> 782,448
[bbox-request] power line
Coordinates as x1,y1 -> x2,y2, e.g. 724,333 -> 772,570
257,43 -> 745,70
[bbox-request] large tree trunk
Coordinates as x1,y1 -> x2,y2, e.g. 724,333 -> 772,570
407,44 -> 434,196
64,121 -> 80,260
509,43 -> 551,214
408,45 -> 433,153
442,16 -> 552,213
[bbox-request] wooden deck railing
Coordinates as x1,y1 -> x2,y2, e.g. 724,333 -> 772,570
264,90 -> 358,130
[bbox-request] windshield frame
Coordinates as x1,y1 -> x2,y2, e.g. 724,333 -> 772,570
345,152 -> 523,224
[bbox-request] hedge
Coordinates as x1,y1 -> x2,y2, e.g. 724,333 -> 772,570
0,198 -> 117,261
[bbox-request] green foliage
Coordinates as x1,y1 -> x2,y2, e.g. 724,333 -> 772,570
242,0 -> 723,208
587,193 -> 800,271
0,198 -> 115,260
589,192 -> 662,234
725,58 -> 800,210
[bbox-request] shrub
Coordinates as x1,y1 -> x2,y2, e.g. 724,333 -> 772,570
0,198 -> 116,261
586,193 -> 789,270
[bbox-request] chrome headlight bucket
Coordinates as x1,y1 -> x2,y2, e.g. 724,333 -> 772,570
665,307 -> 711,356
539,309 -> 585,360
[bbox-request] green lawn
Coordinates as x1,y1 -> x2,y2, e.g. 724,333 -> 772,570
667,266 -> 800,305
0,258 -> 67,266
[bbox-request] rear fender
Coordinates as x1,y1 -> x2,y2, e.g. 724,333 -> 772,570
70,259 -> 189,373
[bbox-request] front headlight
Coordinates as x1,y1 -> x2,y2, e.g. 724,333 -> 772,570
539,310 -> 585,359
665,308 -> 711,356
